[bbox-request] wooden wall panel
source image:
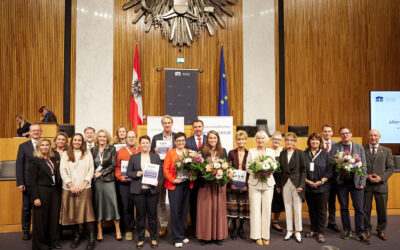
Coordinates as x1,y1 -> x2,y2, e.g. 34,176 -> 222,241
113,0 -> 243,132
0,0 -> 76,138
275,0 -> 400,153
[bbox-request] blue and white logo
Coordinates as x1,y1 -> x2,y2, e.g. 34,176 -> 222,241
375,96 -> 383,102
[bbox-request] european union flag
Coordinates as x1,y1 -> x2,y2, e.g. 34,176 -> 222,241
218,45 -> 229,116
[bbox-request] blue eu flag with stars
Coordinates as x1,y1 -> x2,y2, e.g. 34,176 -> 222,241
218,45 -> 229,116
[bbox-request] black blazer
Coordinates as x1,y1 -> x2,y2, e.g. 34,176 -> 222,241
228,148 -> 249,188
91,145 -> 117,182
17,122 -> 31,137
29,157 -> 61,201
278,149 -> 306,199
304,149 -> 332,193
16,140 -> 35,186
126,152 -> 162,194
185,135 -> 207,152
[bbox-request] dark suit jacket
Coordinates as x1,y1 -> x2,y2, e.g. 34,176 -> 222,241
16,140 -> 35,186
17,123 -> 31,137
324,139 -> 337,153
91,145 -> 117,182
278,149 -> 306,199
29,157 -> 61,201
330,141 -> 367,187
44,111 -> 57,123
126,152 -> 162,194
304,149 -> 332,193
150,132 -> 177,165
364,144 -> 394,193
185,135 -> 207,152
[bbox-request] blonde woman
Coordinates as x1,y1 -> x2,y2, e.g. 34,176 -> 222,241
16,114 -> 31,137
30,138 -> 61,250
277,132 -> 306,243
91,129 -> 121,241
113,125 -> 127,145
227,130 -> 249,240
246,131 -> 275,245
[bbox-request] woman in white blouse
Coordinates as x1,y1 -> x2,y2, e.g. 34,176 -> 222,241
59,133 -> 96,250
246,131 -> 275,245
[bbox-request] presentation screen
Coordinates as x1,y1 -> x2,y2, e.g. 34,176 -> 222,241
370,91 -> 400,144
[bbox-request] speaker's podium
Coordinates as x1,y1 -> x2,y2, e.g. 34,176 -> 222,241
38,123 -> 59,138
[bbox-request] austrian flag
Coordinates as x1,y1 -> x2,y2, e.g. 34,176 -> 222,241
130,44 -> 143,132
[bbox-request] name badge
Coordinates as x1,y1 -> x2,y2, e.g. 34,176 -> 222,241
95,165 -> 103,172
310,162 -> 315,172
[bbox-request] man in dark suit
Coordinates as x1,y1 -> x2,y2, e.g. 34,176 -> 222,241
184,119 -> 206,234
330,127 -> 369,244
150,115 -> 176,237
363,129 -> 394,240
16,123 -> 42,240
321,124 -> 339,232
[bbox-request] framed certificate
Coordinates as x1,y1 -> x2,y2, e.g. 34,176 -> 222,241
156,140 -> 171,160
142,163 -> 160,186
232,169 -> 247,189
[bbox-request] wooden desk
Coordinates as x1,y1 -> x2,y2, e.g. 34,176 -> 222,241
39,123 -> 59,138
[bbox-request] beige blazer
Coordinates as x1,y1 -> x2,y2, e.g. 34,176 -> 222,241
246,148 -> 276,189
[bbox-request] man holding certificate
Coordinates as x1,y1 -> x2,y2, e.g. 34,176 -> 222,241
150,115 -> 177,237
115,131 -> 140,240
163,132 -> 193,248
127,135 -> 162,249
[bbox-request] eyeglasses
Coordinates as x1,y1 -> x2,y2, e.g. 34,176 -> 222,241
272,138 -> 282,141
176,139 -> 186,143
285,139 -> 296,142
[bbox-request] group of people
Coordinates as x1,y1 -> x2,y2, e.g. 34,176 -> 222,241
15,107 -> 57,138
16,116 -> 394,250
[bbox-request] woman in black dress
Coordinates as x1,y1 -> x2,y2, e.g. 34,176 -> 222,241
15,114 -> 31,137
30,138 -> 61,250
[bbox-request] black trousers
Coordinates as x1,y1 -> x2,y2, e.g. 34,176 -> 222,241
32,186 -> 60,250
364,189 -> 388,232
337,182 -> 365,235
22,186 -> 32,232
189,180 -> 200,230
305,190 -> 330,234
118,182 -> 135,233
133,189 -> 159,241
328,183 -> 337,225
168,181 -> 191,244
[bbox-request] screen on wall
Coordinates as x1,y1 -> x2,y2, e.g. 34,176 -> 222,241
370,91 -> 400,144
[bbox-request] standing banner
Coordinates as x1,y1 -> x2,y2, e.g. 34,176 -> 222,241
147,116 -> 185,142
199,116 -> 233,152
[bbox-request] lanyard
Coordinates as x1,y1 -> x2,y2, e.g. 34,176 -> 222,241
125,146 -> 136,156
45,159 -> 55,175
309,149 -> 322,162
98,150 -> 104,166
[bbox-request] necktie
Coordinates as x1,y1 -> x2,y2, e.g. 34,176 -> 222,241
372,146 -> 377,156
197,137 -> 202,150
325,141 -> 330,152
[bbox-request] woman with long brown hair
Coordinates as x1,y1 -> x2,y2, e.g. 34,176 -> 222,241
196,130 -> 228,245
59,133 -> 96,250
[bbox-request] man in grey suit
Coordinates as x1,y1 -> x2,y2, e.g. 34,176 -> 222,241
16,123 -> 42,240
330,127 -> 370,244
363,129 -> 394,240
150,115 -> 176,237
322,124 -> 339,232
184,119 -> 206,234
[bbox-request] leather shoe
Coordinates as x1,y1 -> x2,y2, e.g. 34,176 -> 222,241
23,232 -> 31,241
52,244 -> 62,249
378,232 -> 387,240
136,241 -> 144,249
364,230 -> 371,239
256,239 -> 263,245
327,223 -> 340,232
158,227 -> 167,237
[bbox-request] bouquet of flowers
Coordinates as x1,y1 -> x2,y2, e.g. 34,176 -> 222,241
201,159 -> 234,185
247,155 -> 281,183
332,150 -> 365,180
175,151 -> 206,181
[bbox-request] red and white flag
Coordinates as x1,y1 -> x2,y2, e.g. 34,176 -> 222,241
130,44 -> 143,132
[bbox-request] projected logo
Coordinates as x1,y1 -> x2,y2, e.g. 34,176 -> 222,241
375,96 -> 384,102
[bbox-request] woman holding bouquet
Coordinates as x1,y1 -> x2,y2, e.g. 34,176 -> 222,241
246,131 -> 276,245
227,130 -> 249,240
127,135 -> 162,249
164,132 -> 193,248
197,130 -> 228,245
304,133 -> 332,243
277,132 -> 306,243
